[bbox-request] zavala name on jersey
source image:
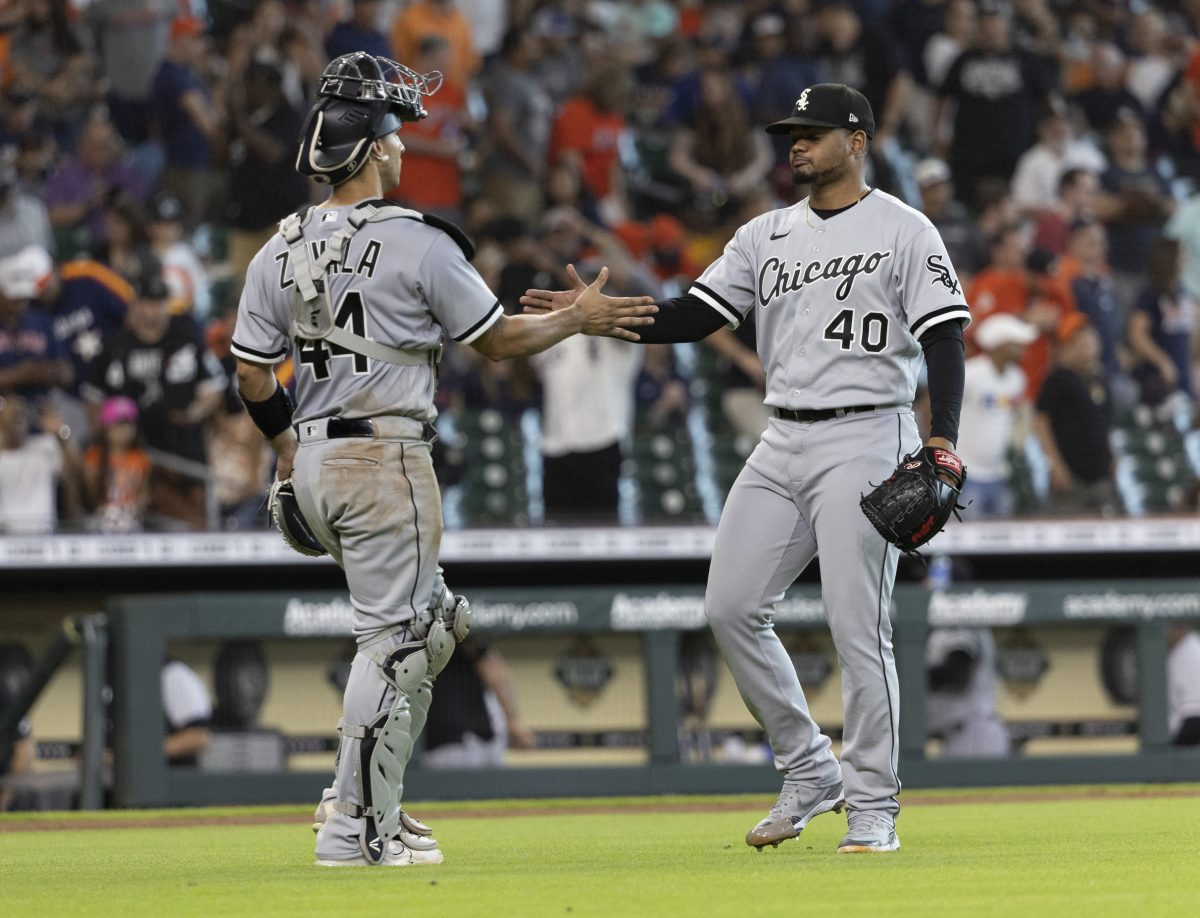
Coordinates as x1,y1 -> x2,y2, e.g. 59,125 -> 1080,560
273,238 -> 384,290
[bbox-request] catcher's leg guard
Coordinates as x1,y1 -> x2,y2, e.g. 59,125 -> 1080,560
357,696 -> 413,861
351,623 -> 456,864
320,576 -> 470,864
405,569 -> 469,754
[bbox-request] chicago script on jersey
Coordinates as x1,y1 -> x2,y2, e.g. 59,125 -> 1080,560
757,250 -> 892,307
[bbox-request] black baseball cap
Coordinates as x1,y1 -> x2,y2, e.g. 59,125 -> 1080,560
131,270 -> 170,302
128,251 -> 170,301
765,83 -> 875,138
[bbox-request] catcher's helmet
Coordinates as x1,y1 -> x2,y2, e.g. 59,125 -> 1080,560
295,52 -> 442,185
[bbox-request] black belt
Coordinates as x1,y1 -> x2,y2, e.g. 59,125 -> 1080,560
326,417 -> 375,438
324,417 -> 438,442
774,405 -> 877,423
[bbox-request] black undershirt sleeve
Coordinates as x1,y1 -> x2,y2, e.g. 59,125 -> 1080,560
920,319 -> 966,446
636,293 -> 730,343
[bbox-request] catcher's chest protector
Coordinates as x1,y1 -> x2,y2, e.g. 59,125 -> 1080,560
279,202 -> 444,367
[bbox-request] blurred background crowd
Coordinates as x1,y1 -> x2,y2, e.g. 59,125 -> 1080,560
1,0 -> 1199,535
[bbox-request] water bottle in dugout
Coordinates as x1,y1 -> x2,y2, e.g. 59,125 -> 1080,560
927,555 -> 953,591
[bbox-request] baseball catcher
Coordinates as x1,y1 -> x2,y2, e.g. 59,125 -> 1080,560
231,47 -> 656,868
860,446 -> 967,553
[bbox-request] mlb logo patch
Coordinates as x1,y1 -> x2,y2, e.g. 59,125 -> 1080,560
321,211 -> 338,223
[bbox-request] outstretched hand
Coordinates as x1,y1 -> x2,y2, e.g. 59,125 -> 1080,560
523,264 -> 657,342
520,263 -> 589,314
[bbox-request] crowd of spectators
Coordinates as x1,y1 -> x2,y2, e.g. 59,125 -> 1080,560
1,0 -> 1199,534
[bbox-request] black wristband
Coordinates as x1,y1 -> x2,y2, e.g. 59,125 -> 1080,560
240,384 -> 294,440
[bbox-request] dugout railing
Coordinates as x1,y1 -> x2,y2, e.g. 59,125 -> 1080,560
98,580 -> 1200,809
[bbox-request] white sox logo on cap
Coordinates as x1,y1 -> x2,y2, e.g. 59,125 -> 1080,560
766,83 -> 875,137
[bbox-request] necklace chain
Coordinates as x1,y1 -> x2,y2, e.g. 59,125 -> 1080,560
805,187 -> 871,227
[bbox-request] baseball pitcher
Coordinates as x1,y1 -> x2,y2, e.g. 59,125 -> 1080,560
231,52 -> 656,867
525,84 -> 969,853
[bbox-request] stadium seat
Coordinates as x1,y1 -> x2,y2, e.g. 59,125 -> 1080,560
629,425 -> 703,521
452,408 -> 532,526
1111,398 -> 1197,515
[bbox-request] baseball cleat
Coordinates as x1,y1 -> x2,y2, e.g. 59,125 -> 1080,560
836,810 -> 900,853
313,801 -> 435,839
315,839 -> 444,867
399,809 -> 435,837
746,781 -> 845,849
397,829 -> 440,853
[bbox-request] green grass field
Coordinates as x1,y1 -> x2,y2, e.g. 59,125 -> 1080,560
3,787 -> 1199,917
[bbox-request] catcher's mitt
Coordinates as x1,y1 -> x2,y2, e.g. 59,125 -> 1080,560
268,478 -> 327,557
859,446 -> 966,553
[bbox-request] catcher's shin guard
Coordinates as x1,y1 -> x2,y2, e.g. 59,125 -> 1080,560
364,638 -> 442,857
350,626 -> 456,863
358,694 -> 413,862
328,577 -> 469,863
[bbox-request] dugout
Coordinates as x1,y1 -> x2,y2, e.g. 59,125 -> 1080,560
2,520 -> 1200,809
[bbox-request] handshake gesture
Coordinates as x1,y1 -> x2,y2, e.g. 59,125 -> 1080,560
521,264 -> 657,342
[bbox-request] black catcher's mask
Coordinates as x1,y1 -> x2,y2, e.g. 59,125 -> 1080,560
295,52 -> 443,185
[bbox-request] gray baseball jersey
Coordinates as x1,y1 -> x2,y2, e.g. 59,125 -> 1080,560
699,189 -> 970,834
231,203 -> 502,424
689,189 -> 970,408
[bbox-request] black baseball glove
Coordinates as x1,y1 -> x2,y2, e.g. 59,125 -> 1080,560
859,446 -> 967,553
268,478 -> 328,557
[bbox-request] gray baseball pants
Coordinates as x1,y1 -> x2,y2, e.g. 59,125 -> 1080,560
292,416 -> 443,639
292,417 -> 443,861
705,408 -> 919,815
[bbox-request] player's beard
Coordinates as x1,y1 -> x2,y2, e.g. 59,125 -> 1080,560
792,159 -> 850,188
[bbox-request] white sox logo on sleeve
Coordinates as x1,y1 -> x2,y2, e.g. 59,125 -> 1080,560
924,254 -> 960,296
757,250 -> 893,307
